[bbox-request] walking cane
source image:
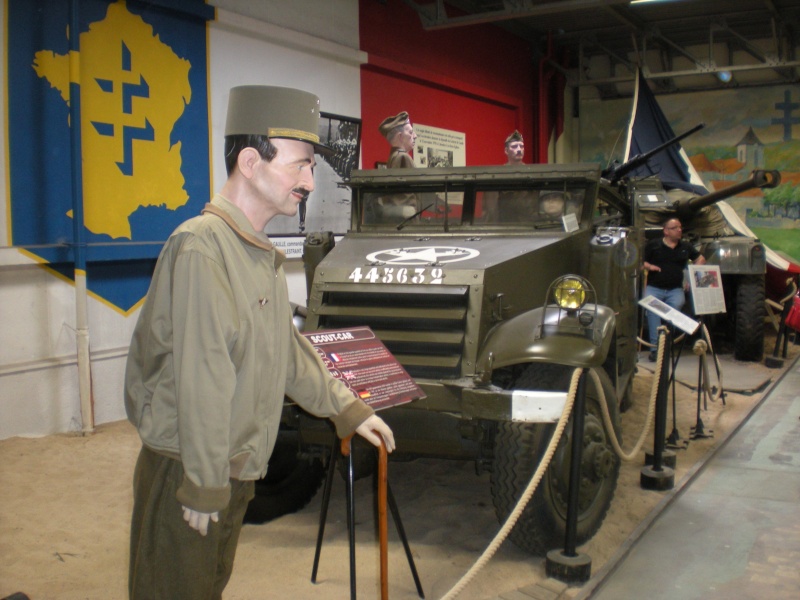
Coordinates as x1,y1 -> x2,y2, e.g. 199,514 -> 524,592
378,437 -> 389,600
639,268 -> 648,351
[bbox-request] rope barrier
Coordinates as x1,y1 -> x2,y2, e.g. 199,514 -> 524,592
594,329 -> 665,463
439,331 -> 679,598
693,323 -> 724,404
439,368 -> 582,600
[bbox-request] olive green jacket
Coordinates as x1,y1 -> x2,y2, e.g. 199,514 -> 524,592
387,147 -> 414,169
125,195 -> 372,513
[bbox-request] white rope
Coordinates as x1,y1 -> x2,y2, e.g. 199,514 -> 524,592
440,331 -> 676,598
693,323 -> 724,404
594,329 -> 664,462
439,367 -> 582,600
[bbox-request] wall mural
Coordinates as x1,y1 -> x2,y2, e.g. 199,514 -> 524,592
580,85 -> 800,266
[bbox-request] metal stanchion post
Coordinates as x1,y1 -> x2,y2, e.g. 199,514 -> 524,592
641,329 -> 675,490
546,368 -> 592,583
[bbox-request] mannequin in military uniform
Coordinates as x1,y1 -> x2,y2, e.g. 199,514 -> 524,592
126,85 -> 395,599
503,129 -> 525,166
369,111 -> 419,222
483,130 -> 536,222
379,110 -> 417,168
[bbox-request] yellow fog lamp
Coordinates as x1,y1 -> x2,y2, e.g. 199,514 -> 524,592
553,276 -> 587,311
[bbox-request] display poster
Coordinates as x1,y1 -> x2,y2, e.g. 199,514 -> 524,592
639,295 -> 700,335
413,124 -> 466,168
303,326 -> 425,411
689,265 -> 727,315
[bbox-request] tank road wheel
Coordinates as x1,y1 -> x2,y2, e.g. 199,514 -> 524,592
733,274 -> 765,362
243,438 -> 325,524
490,364 -> 621,555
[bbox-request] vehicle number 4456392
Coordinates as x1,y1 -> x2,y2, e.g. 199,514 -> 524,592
348,266 -> 444,284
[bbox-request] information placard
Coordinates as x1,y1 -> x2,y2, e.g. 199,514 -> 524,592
638,295 -> 700,335
688,264 -> 727,315
303,326 -> 425,411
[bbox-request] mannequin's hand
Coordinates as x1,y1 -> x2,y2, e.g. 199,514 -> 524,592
182,506 -> 219,536
355,414 -> 396,453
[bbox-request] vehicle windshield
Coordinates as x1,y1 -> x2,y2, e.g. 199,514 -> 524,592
358,184 -> 587,231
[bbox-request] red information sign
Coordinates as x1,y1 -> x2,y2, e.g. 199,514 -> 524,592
303,326 -> 425,411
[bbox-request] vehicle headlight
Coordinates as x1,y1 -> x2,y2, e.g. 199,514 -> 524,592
553,276 -> 587,310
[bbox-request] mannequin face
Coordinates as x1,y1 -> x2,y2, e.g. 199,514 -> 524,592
250,138 -> 316,218
539,193 -> 565,217
505,140 -> 524,164
395,123 -> 417,152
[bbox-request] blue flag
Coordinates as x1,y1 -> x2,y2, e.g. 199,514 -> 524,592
624,69 -> 708,196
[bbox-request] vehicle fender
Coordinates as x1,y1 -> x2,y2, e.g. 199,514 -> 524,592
476,306 -> 617,375
702,238 -> 766,275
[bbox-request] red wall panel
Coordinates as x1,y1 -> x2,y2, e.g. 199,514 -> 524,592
359,0 -> 535,169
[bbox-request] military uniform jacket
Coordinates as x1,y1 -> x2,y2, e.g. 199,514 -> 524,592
387,147 -> 414,168
125,195 -> 372,513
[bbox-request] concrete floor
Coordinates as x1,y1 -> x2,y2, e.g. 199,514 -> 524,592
575,354 -> 800,600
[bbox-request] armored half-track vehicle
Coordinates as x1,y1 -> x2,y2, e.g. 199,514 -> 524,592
246,158 -> 778,555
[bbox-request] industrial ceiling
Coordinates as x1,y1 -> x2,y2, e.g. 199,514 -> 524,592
401,0 -> 800,98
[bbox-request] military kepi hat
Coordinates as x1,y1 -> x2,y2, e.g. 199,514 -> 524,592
225,85 -> 333,156
379,111 -> 410,138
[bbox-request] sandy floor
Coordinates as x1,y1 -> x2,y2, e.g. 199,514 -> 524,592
1,331 -> 797,600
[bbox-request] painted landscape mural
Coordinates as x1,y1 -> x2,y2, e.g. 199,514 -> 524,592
580,85 -> 800,267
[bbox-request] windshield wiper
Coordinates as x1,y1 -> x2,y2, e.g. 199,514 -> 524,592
396,203 -> 433,230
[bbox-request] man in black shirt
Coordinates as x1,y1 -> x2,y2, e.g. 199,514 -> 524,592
642,218 -> 706,361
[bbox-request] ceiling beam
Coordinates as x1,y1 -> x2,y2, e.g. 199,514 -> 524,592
401,0 -> 633,30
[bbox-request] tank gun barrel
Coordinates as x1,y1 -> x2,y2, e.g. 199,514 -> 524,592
674,169 -> 781,217
602,123 -> 705,184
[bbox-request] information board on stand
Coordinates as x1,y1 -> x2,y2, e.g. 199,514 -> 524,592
638,295 -> 700,335
303,326 -> 426,411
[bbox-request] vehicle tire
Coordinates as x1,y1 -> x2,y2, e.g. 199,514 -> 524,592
490,364 -> 621,555
733,274 -> 765,362
243,439 -> 325,524
619,373 -> 634,414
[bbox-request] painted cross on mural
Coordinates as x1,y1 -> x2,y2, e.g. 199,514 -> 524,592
771,90 -> 799,142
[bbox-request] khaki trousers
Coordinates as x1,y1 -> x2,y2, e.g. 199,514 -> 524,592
129,446 -> 255,600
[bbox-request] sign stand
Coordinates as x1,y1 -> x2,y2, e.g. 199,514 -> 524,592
310,435 -> 425,599
665,326 -> 690,452
686,266 -> 727,440
302,326 -> 427,598
639,294 -> 700,464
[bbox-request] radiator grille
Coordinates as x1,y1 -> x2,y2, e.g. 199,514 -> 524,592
315,285 -> 470,379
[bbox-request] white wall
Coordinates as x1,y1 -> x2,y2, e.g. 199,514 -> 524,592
0,2 -> 364,439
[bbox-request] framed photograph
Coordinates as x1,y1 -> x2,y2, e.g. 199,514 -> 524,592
265,112 -> 361,243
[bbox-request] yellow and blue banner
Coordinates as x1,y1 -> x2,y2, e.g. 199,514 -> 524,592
6,0 -> 214,312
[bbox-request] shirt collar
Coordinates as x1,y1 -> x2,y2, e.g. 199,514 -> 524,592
202,194 -> 286,269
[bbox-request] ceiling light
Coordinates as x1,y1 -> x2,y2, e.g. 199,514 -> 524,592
717,70 -> 732,83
